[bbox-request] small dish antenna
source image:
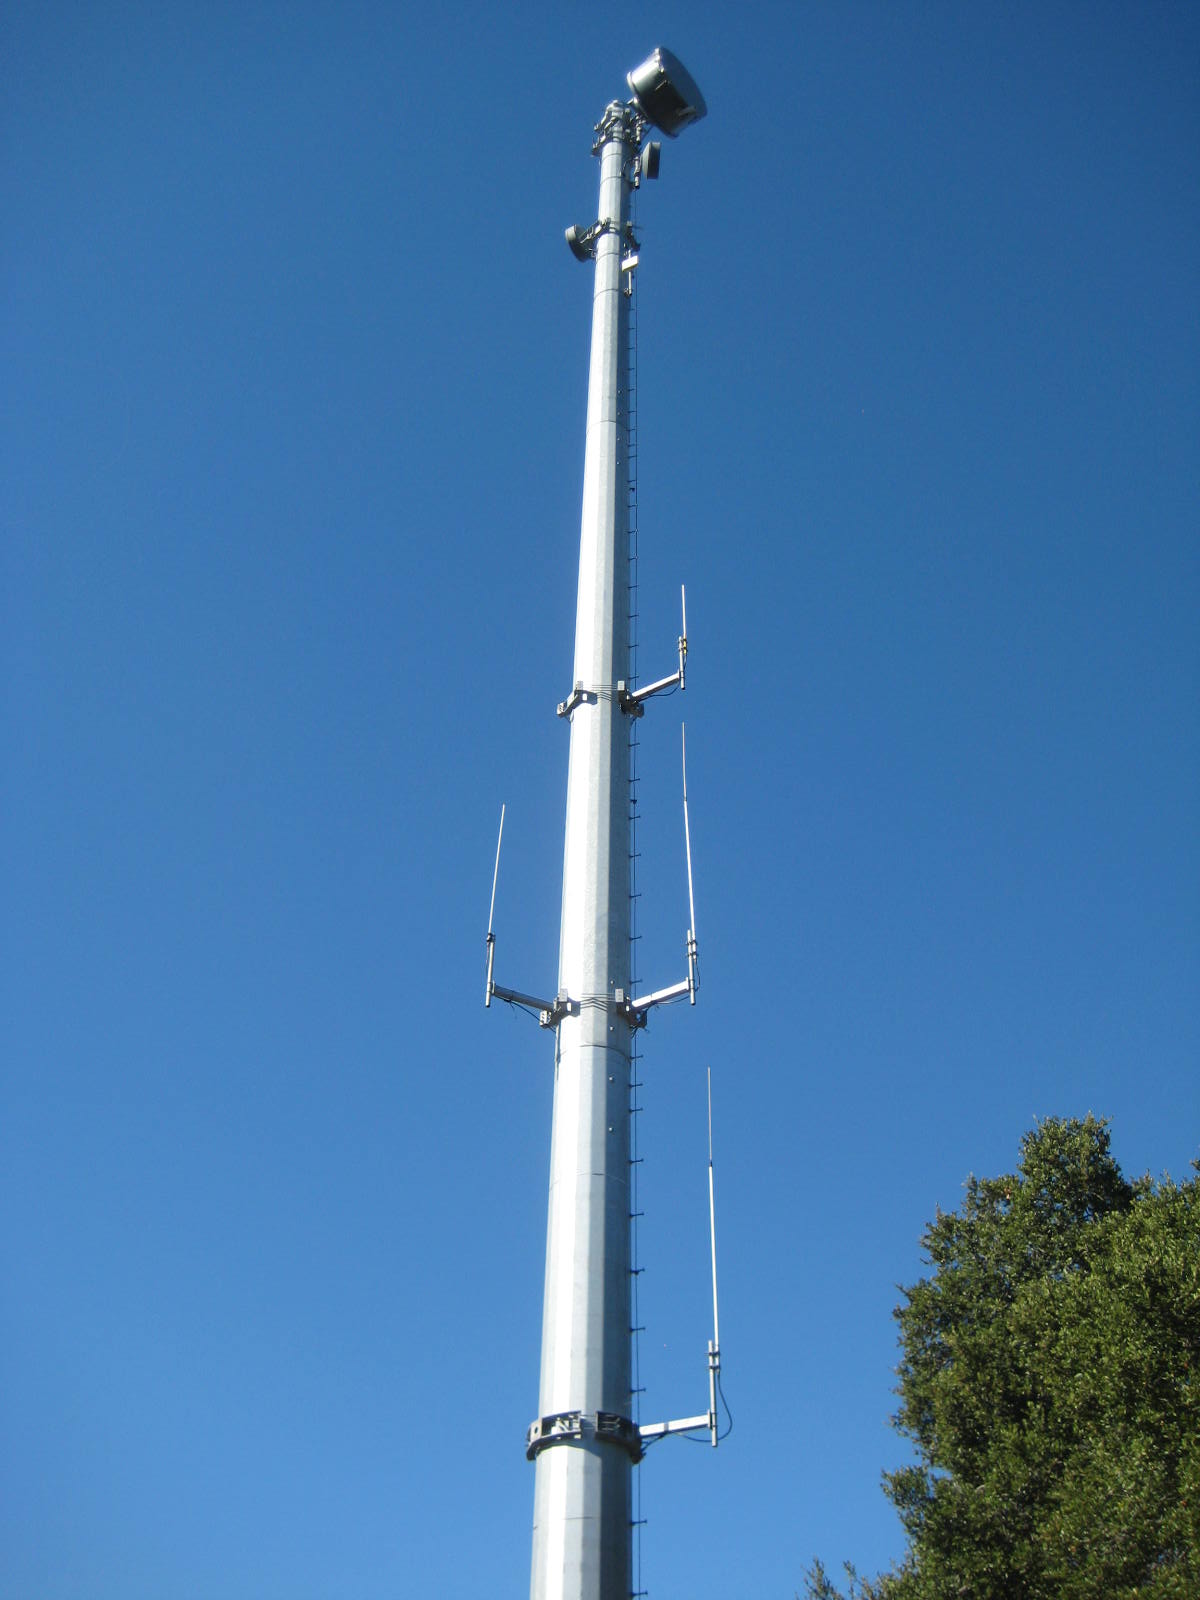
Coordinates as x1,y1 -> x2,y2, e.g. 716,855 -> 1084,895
626,46 -> 708,138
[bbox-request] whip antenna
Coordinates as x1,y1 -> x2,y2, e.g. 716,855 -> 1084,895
708,1067 -> 720,1353
706,1066 -> 721,1445
635,1065 -> 725,1452
682,725 -> 698,1002
678,583 -> 688,690
484,804 -> 505,1007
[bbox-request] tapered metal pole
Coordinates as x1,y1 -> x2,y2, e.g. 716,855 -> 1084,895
530,100 -> 639,1600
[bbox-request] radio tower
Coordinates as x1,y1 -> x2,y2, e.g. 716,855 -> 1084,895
486,49 -> 713,1600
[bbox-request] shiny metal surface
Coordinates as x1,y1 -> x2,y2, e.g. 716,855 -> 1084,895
530,102 -> 638,1600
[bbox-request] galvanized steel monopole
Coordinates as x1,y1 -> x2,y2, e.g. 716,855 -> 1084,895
484,48 -> 720,1600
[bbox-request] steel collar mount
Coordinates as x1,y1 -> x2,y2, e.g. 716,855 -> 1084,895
526,1409 -> 645,1464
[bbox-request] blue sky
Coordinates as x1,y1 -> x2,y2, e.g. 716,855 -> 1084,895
3,3 -> 1197,1596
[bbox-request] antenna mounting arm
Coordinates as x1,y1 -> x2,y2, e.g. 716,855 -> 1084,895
483,804 -> 578,1027
640,1073 -> 723,1452
625,931 -> 697,1026
639,1352 -> 720,1451
487,961 -> 580,1029
620,585 -> 688,714
637,1411 -> 712,1446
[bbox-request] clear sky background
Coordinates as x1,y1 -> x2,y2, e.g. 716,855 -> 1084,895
3,3 -> 1197,1596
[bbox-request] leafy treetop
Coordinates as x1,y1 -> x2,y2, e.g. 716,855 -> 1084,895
806,1116 -> 1200,1600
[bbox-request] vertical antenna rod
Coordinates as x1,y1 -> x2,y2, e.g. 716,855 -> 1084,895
707,1067 -> 721,1446
484,804 -> 505,1006
678,583 -> 688,690
683,725 -> 698,1003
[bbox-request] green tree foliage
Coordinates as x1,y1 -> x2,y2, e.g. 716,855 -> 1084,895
806,1118 -> 1200,1600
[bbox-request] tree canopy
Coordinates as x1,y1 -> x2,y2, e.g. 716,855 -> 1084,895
807,1117 -> 1200,1600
